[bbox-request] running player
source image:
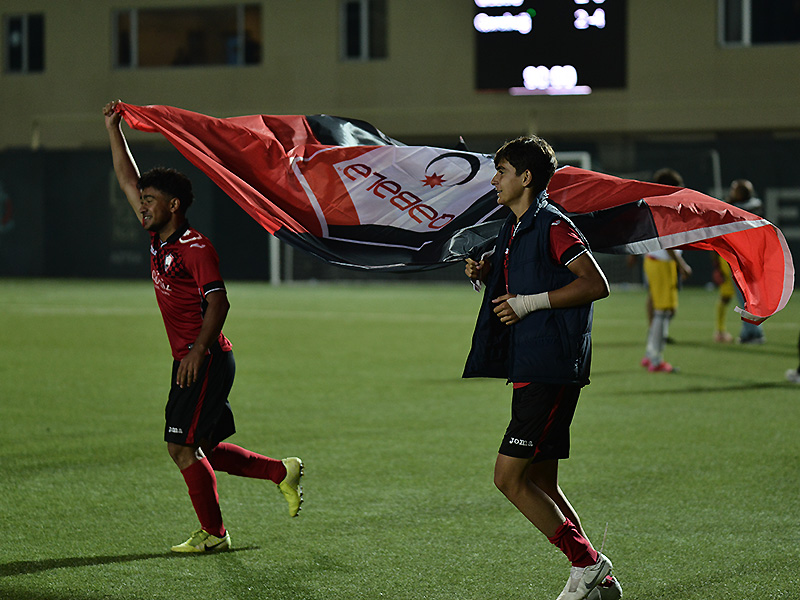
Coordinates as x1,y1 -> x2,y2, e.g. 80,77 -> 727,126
103,100 -> 303,553
464,136 -> 621,600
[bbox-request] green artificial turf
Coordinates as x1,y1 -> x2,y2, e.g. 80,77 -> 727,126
1,279 -> 798,599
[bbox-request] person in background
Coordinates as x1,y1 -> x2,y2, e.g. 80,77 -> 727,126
641,247 -> 692,372
640,169 -> 692,373
711,253 -> 735,343
713,179 -> 766,344
629,168 -> 687,343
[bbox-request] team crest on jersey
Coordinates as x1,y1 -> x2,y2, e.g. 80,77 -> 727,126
158,251 -> 184,276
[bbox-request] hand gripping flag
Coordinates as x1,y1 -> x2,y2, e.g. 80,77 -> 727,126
115,103 -> 793,321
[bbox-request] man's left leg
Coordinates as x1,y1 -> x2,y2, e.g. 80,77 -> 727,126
208,443 -> 304,517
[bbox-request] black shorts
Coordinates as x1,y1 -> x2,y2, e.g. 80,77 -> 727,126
164,347 -> 236,447
498,382 -> 581,462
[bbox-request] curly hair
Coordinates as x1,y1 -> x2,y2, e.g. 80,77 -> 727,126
137,167 -> 194,211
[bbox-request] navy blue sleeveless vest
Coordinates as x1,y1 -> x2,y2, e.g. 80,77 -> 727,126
463,196 -> 593,385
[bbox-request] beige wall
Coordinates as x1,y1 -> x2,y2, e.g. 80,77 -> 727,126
2,0 -> 800,150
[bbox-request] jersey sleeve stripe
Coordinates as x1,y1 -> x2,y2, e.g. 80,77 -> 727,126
202,281 -> 227,296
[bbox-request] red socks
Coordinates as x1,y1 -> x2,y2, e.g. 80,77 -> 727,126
180,458 -> 225,538
209,442 -> 287,484
547,518 -> 599,567
180,445 -> 285,537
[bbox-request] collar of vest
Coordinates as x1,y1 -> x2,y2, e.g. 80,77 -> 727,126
514,191 -> 549,232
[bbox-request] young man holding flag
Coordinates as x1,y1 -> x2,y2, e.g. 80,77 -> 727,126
103,100 -> 303,552
463,136 -> 620,600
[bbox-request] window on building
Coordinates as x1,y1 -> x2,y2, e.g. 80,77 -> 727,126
341,0 -> 387,60
720,0 -> 800,46
4,13 -> 44,73
113,4 -> 261,68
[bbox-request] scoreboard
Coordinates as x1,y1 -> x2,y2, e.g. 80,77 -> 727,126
474,0 -> 627,94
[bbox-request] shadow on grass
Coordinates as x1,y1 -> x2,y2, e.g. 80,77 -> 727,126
636,380 -> 790,395
0,546 -> 259,577
672,339 -> 795,358
594,369 -> 790,394
2,548 -> 349,600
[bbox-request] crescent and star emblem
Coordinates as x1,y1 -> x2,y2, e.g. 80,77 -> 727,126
421,152 -> 484,188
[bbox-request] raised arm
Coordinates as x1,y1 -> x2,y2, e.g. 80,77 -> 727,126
103,100 -> 141,218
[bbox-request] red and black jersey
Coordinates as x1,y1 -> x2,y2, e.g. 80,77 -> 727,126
150,223 -> 232,360
549,218 -> 587,266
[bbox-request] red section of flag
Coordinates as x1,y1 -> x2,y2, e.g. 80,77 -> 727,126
118,103 -> 328,236
292,146 -> 373,228
550,167 -> 793,319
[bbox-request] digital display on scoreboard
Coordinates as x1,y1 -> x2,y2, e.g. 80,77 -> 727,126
474,0 -> 627,95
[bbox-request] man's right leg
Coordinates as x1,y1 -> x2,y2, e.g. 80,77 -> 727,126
527,459 -> 586,539
494,453 -> 566,538
645,310 -> 666,364
495,454 -> 597,567
168,443 -> 230,552
495,455 -> 614,599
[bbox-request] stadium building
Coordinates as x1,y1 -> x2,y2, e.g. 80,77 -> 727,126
1,0 -> 799,282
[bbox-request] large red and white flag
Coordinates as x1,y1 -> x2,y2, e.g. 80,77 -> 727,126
115,103 -> 793,321
116,102 -> 502,271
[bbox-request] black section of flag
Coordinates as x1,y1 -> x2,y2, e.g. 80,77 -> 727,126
556,200 -> 659,254
306,115 -> 404,148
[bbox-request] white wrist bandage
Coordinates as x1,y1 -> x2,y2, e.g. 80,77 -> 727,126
507,292 -> 551,319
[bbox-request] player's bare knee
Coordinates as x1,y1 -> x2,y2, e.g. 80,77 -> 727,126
167,442 -> 199,468
167,442 -> 183,463
494,469 -> 522,498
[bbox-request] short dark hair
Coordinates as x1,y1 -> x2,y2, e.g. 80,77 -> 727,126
138,167 -> 194,211
652,168 -> 684,187
729,179 -> 754,202
494,135 -> 558,195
